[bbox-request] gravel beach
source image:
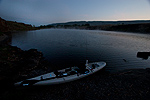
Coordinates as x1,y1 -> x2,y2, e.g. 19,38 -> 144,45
1,68 -> 150,100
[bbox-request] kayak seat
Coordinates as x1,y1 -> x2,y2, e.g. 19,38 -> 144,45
54,70 -> 63,77
65,67 -> 72,72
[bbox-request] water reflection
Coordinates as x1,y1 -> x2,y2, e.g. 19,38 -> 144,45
137,52 -> 150,60
11,29 -> 150,72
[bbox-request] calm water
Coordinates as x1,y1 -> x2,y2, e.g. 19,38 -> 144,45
11,29 -> 150,72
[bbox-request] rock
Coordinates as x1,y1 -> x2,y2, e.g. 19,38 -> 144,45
0,45 -> 49,83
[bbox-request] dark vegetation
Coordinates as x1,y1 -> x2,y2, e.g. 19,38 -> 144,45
106,23 -> 150,33
0,17 -> 37,33
39,20 -> 150,33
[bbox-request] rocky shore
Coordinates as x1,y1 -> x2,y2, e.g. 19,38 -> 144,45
0,68 -> 150,100
0,17 -> 52,87
0,33 -> 53,95
0,45 -> 53,80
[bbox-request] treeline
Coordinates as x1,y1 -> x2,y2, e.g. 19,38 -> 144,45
39,23 -> 114,31
39,23 -> 150,33
38,23 -> 90,29
104,23 -> 150,33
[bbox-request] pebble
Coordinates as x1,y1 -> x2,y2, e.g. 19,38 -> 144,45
1,69 -> 148,100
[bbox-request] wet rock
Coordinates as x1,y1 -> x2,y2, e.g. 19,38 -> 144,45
0,45 -> 50,83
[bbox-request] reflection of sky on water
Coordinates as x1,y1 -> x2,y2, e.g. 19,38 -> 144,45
11,29 -> 150,72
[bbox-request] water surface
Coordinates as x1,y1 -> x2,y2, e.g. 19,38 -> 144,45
11,29 -> 150,72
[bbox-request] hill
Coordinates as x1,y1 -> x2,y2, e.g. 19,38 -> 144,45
105,23 -> 150,33
46,20 -> 150,33
0,17 -> 35,33
49,20 -> 150,26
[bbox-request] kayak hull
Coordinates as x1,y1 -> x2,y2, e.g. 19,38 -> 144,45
14,61 -> 106,86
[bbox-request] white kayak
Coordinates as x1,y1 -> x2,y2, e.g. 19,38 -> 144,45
14,60 -> 106,86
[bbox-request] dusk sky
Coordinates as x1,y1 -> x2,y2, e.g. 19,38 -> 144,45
0,0 -> 150,26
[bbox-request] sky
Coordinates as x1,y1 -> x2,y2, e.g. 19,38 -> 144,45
0,0 -> 150,26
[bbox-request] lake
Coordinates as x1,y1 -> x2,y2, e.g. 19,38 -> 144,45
11,29 -> 150,72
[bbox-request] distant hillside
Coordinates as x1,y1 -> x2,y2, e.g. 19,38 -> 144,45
49,20 -> 150,26
0,17 -> 35,33
105,23 -> 150,33
46,20 -> 150,33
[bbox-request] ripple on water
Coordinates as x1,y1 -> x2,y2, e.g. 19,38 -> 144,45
11,29 -> 150,72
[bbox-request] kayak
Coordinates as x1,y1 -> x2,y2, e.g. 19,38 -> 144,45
14,60 -> 106,86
